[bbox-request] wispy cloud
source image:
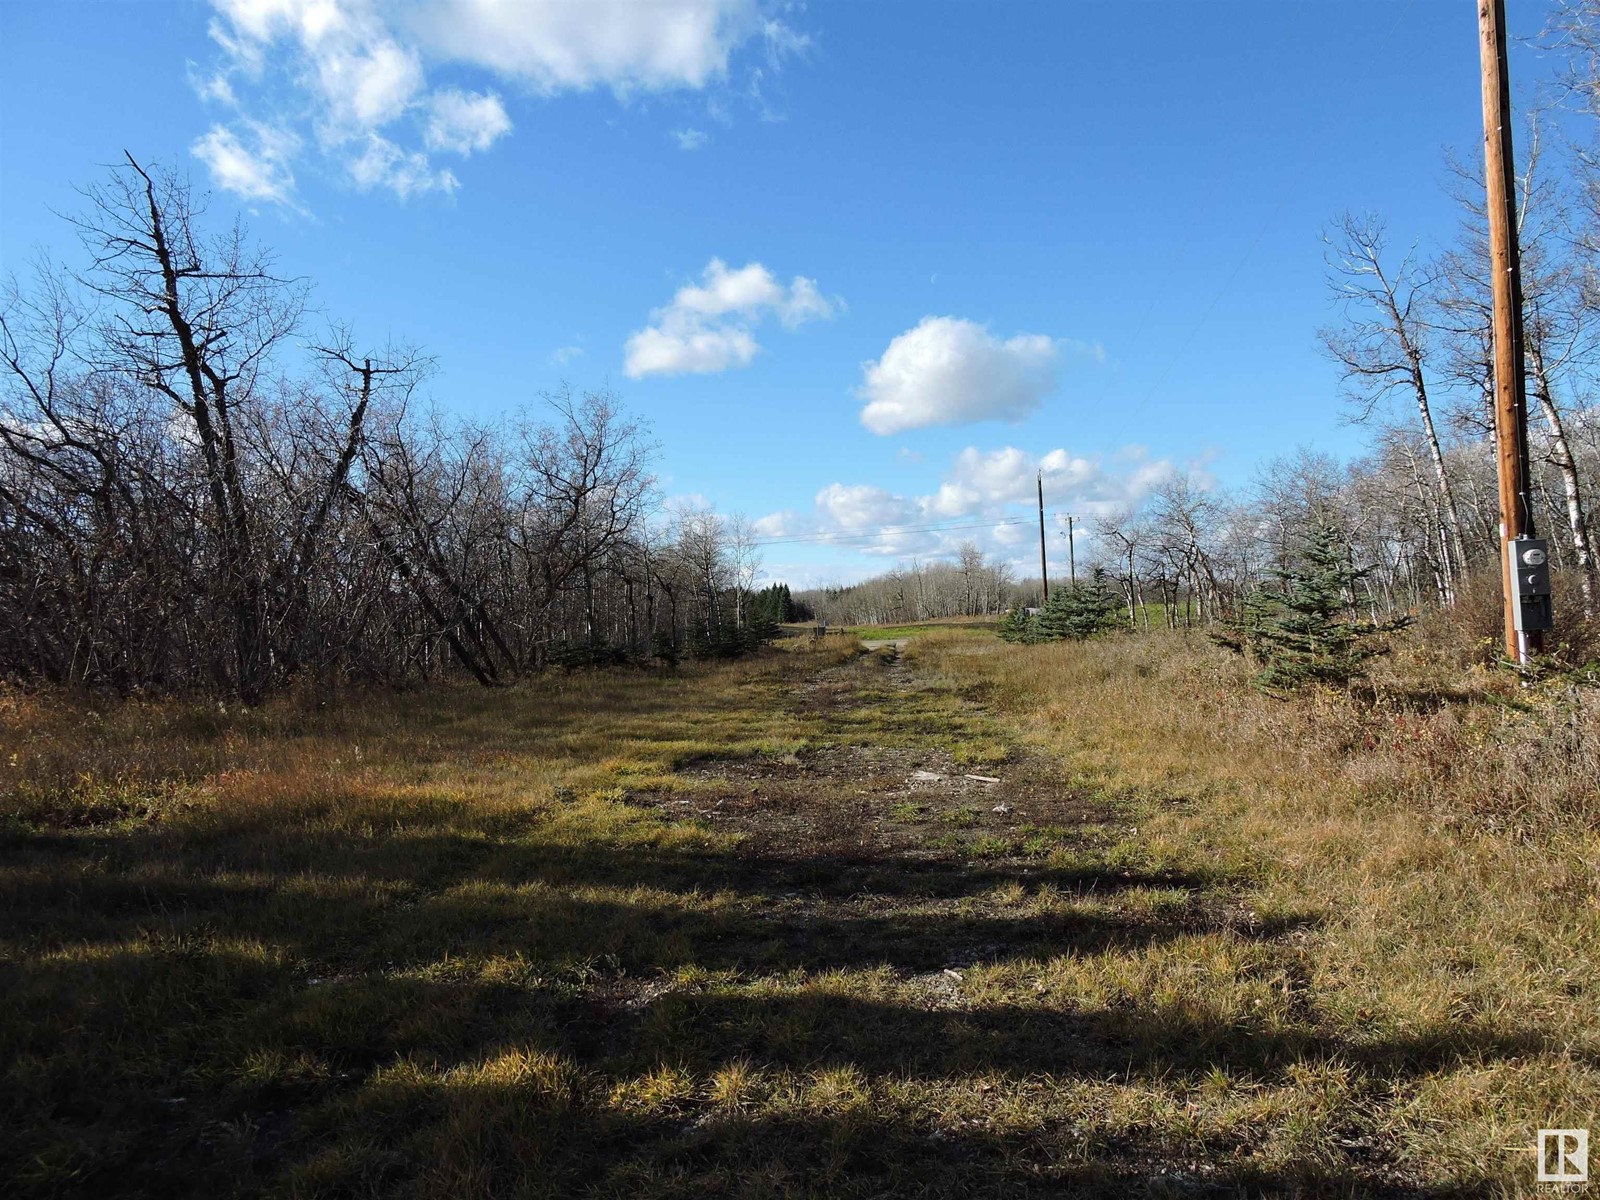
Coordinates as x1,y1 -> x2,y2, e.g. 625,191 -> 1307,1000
424,89 -> 512,154
194,0 -> 807,204
191,120 -> 299,205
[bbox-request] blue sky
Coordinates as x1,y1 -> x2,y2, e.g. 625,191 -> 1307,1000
0,0 -> 1564,587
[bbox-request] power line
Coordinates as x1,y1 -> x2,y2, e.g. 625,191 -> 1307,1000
1127,2 -> 1412,423
1128,194 -> 1284,420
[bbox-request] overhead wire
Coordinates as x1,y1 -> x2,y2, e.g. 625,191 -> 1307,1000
1121,1 -> 1415,421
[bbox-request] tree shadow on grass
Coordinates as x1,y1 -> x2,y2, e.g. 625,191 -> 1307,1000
0,821 -> 1554,1200
291,1089 -> 1471,1200
3,822 -> 1286,979
4,942 -> 1546,1199
610,987 -> 1575,1084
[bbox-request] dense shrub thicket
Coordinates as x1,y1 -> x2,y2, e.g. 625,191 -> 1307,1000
0,159 -> 775,699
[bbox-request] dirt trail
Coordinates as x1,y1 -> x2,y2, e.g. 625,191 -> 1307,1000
655,647 -> 1111,861
857,637 -> 910,652
635,648 -> 1269,981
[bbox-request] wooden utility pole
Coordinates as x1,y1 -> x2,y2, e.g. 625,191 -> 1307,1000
1067,515 -> 1077,585
1037,472 -> 1049,602
1479,0 -> 1544,663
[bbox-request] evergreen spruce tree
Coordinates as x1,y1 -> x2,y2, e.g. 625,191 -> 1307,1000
1234,522 -> 1401,691
686,593 -> 784,661
743,606 -> 780,650
747,583 -> 799,628
997,601 -> 1033,643
1032,588 -> 1073,641
1033,568 -> 1121,642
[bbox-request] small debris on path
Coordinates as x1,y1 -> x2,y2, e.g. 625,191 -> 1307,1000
905,966 -> 968,1010
910,770 -> 945,783
963,773 -> 1001,784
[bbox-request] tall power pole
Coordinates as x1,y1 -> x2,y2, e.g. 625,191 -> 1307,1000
1479,0 -> 1544,663
1066,515 -> 1077,585
1037,472 -> 1049,602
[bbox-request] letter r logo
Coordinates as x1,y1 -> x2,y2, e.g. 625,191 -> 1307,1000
1538,1129 -> 1589,1183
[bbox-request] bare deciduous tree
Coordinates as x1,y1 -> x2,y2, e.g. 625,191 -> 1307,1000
1322,212 -> 1467,600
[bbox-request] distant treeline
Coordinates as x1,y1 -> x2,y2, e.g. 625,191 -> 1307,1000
796,548 -> 1011,627
793,436 -> 1600,647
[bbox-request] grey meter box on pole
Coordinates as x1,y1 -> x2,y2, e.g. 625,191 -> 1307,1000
1507,537 -> 1554,633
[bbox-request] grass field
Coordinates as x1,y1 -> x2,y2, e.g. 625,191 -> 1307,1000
841,619 -> 998,640
2,631 -> 1596,1197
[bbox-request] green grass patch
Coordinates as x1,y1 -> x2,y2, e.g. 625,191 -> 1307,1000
843,621 -> 997,640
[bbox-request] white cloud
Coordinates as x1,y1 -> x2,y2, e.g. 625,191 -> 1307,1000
991,520 -> 1026,548
665,258 -> 832,326
931,445 -> 1177,521
201,1 -> 461,197
811,484 -> 932,557
760,18 -> 812,66
752,509 -> 799,537
1063,337 -> 1108,364
625,323 -> 760,377
672,259 -> 784,316
419,88 -> 505,155
663,490 -> 713,513
191,67 -> 238,106
317,36 -> 425,130
927,446 -> 1100,517
197,0 -> 803,202
624,258 -> 837,379
672,127 -> 710,150
347,131 -> 458,196
423,89 -> 511,154
857,316 -> 1060,436
757,559 -> 881,590
780,276 -> 834,327
815,482 -> 918,531
191,121 -> 299,204
408,0 -> 760,92
549,344 -> 585,365
767,444 -> 1181,566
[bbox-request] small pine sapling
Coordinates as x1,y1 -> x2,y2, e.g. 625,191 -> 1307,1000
1225,522 -> 1406,691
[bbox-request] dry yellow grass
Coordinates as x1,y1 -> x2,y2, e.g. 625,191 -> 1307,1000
2,628 -> 1596,1197
914,628 -> 1600,1192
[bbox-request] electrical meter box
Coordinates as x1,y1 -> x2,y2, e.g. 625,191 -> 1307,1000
1507,536 -> 1555,633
